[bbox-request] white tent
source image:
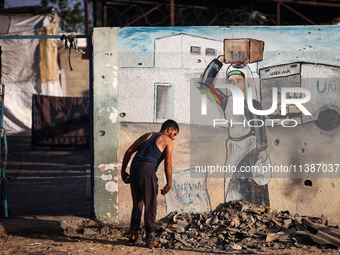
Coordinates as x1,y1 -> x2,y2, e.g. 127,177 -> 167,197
0,6 -> 63,135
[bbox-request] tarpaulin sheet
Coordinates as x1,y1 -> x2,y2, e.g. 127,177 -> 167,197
8,14 -> 50,34
32,94 -> 90,149
38,20 -> 58,84
0,14 -> 50,35
0,14 -> 62,135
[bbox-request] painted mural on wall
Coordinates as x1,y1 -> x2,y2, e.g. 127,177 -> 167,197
116,26 -> 340,212
165,169 -> 210,214
199,39 -> 271,206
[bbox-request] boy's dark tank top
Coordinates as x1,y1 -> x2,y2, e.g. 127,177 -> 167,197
133,132 -> 166,169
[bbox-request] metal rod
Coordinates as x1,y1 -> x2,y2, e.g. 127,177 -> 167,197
291,0 -> 340,8
281,2 -> 317,25
0,46 -> 1,85
2,130 -> 8,218
272,0 -> 340,8
105,0 -> 164,6
84,0 -> 90,34
126,2 -> 164,26
93,0 -> 97,27
0,45 -> 7,218
170,0 -> 174,26
0,35 -> 91,40
88,35 -> 94,218
277,1 -> 281,25
102,1 -> 105,27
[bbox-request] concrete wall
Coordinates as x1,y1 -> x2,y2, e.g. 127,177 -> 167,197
93,28 -> 119,223
117,122 -> 340,224
93,26 -> 340,224
58,43 -> 89,97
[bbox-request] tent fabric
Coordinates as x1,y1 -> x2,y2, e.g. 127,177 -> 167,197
9,14 -> 51,34
0,10 -> 62,135
0,15 -> 10,34
0,14 -> 51,35
38,20 -> 58,83
32,94 -> 90,149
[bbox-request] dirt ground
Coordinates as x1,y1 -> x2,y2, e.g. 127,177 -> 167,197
1,228 -> 339,255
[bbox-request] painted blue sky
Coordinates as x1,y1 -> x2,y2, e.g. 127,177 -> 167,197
118,26 -> 340,68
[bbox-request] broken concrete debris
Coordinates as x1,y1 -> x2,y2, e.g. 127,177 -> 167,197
146,200 -> 340,252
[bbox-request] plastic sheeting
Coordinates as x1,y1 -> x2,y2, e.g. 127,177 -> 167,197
0,13 -> 62,135
38,27 -> 59,84
0,14 -> 50,35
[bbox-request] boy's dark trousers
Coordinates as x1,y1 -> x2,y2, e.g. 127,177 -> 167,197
129,161 -> 158,243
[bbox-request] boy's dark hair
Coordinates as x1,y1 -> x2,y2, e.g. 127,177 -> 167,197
160,119 -> 179,132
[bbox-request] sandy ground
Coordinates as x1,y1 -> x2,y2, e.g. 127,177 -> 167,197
1,228 -> 339,255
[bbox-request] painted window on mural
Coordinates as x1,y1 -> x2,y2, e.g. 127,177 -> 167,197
190,46 -> 201,54
205,48 -> 216,56
155,84 -> 174,122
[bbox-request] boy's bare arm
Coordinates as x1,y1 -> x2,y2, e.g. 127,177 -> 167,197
161,139 -> 174,195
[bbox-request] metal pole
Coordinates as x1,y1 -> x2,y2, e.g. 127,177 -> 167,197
102,1 -> 106,27
88,35 -> 94,218
0,46 -> 8,218
281,2 -> 317,25
278,0 -> 340,8
0,35 -> 90,39
277,1 -> 281,25
93,0 -> 97,27
170,0 -> 175,26
126,2 -> 164,26
84,0 -> 90,35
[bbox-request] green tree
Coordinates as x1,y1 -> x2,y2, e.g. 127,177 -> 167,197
41,0 -> 84,32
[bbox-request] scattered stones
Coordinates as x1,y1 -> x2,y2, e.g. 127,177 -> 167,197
66,227 -> 77,235
83,228 -> 98,235
232,243 -> 242,250
99,227 -> 110,235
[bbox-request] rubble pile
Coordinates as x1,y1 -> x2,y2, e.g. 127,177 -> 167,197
153,200 -> 340,252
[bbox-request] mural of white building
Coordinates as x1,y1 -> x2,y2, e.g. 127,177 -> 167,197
155,33 -> 223,69
118,33 -> 227,124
